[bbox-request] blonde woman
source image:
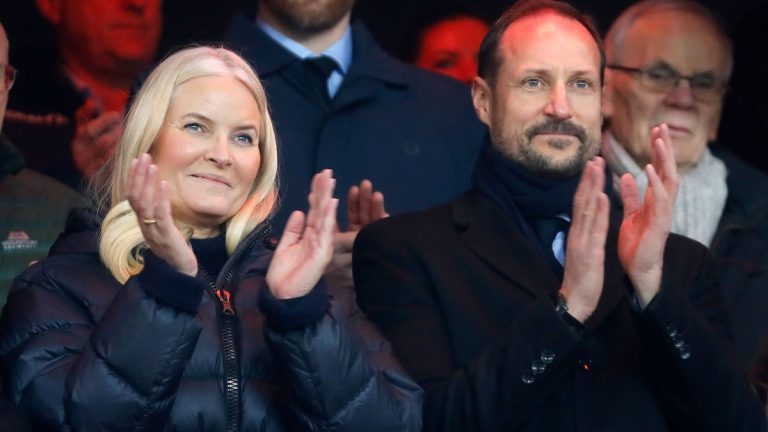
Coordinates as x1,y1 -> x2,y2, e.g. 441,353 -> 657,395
0,47 -> 421,431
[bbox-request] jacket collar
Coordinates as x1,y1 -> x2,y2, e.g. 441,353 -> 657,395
224,14 -> 409,89
0,134 -> 25,180
451,190 -> 628,330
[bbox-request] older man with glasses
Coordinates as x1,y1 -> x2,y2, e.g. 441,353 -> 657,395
602,0 -> 768,377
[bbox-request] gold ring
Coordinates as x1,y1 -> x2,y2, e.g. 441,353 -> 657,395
141,218 -> 157,225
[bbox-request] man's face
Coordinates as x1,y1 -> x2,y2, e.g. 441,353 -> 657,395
472,12 -> 603,178
604,10 -> 730,171
49,0 -> 162,75
259,0 -> 355,35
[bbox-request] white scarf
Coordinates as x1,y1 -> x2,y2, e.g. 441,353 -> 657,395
602,130 -> 728,246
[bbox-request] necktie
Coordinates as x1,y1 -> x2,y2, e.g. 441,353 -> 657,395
531,216 -> 569,278
302,56 -> 338,106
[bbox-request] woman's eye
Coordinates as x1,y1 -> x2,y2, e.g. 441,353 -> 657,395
234,134 -> 254,145
184,122 -> 204,133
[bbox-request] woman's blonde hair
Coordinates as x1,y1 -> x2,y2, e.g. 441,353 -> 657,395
89,46 -> 279,283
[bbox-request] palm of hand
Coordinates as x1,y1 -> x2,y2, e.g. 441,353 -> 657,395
617,177 -> 671,302
618,193 -> 666,281
267,223 -> 333,299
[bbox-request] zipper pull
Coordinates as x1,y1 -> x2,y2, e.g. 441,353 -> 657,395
215,289 -> 235,316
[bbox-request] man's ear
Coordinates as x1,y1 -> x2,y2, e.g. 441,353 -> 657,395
602,71 -> 614,119
471,76 -> 492,127
36,0 -> 62,25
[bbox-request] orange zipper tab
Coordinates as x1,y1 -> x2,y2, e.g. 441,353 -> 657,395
215,289 -> 235,316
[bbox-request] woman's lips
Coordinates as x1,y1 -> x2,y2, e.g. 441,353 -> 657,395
191,173 -> 232,188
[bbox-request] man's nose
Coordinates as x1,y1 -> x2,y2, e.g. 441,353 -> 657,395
664,79 -> 696,108
544,83 -> 572,119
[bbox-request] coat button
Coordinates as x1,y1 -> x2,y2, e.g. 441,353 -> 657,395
666,323 -> 679,337
578,359 -> 592,371
679,344 -> 692,360
532,360 -> 546,375
541,349 -> 555,364
522,370 -> 536,384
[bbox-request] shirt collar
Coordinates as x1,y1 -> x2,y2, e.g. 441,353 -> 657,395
256,19 -> 352,74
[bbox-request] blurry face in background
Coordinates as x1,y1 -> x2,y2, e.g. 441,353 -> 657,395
604,10 -> 731,171
415,16 -> 488,85
37,0 -> 162,76
259,0 -> 355,35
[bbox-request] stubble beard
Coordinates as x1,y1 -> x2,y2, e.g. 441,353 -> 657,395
493,119 -> 600,179
260,0 -> 355,36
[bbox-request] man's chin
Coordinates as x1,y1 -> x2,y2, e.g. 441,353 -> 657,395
522,149 -> 588,179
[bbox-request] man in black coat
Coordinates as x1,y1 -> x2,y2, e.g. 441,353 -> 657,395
353,1 -> 767,430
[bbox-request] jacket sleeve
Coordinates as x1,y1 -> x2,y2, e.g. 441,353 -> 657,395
0,254 -> 203,431
635,237 -> 767,431
261,278 -> 423,432
352,223 -> 589,432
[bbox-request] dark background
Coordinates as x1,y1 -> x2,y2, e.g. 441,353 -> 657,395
1,0 -> 766,173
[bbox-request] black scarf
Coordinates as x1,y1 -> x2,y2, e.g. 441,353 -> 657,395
472,140 -> 581,223
473,139 -> 611,279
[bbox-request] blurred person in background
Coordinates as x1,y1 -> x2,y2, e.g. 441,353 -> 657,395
410,7 -> 489,85
602,0 -> 768,373
3,0 -> 162,189
0,21 -> 81,313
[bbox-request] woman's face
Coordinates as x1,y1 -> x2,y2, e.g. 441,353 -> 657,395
153,74 -> 262,232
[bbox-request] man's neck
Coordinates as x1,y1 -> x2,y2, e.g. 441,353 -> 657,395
61,58 -> 132,113
257,10 -> 351,54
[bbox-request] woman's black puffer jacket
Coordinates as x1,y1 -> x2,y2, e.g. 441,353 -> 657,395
0,210 -> 422,431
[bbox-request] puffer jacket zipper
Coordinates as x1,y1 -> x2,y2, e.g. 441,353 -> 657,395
199,223 -> 271,432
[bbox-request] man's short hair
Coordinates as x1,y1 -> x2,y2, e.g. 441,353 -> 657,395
604,0 -> 733,78
477,0 -> 605,86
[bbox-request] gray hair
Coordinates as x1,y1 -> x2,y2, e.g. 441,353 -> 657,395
605,0 -> 733,78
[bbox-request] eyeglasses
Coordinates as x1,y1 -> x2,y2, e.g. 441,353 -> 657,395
607,64 -> 727,102
1,64 -> 17,91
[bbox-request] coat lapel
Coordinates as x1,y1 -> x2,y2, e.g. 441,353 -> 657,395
452,192 -> 562,298
453,191 -> 629,328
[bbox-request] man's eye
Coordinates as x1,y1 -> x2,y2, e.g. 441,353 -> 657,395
434,57 -> 458,70
574,79 -> 592,89
645,67 -> 675,82
523,78 -> 543,88
690,75 -> 717,89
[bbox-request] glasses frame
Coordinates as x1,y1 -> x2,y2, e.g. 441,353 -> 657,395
606,64 -> 727,102
1,64 -> 17,91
